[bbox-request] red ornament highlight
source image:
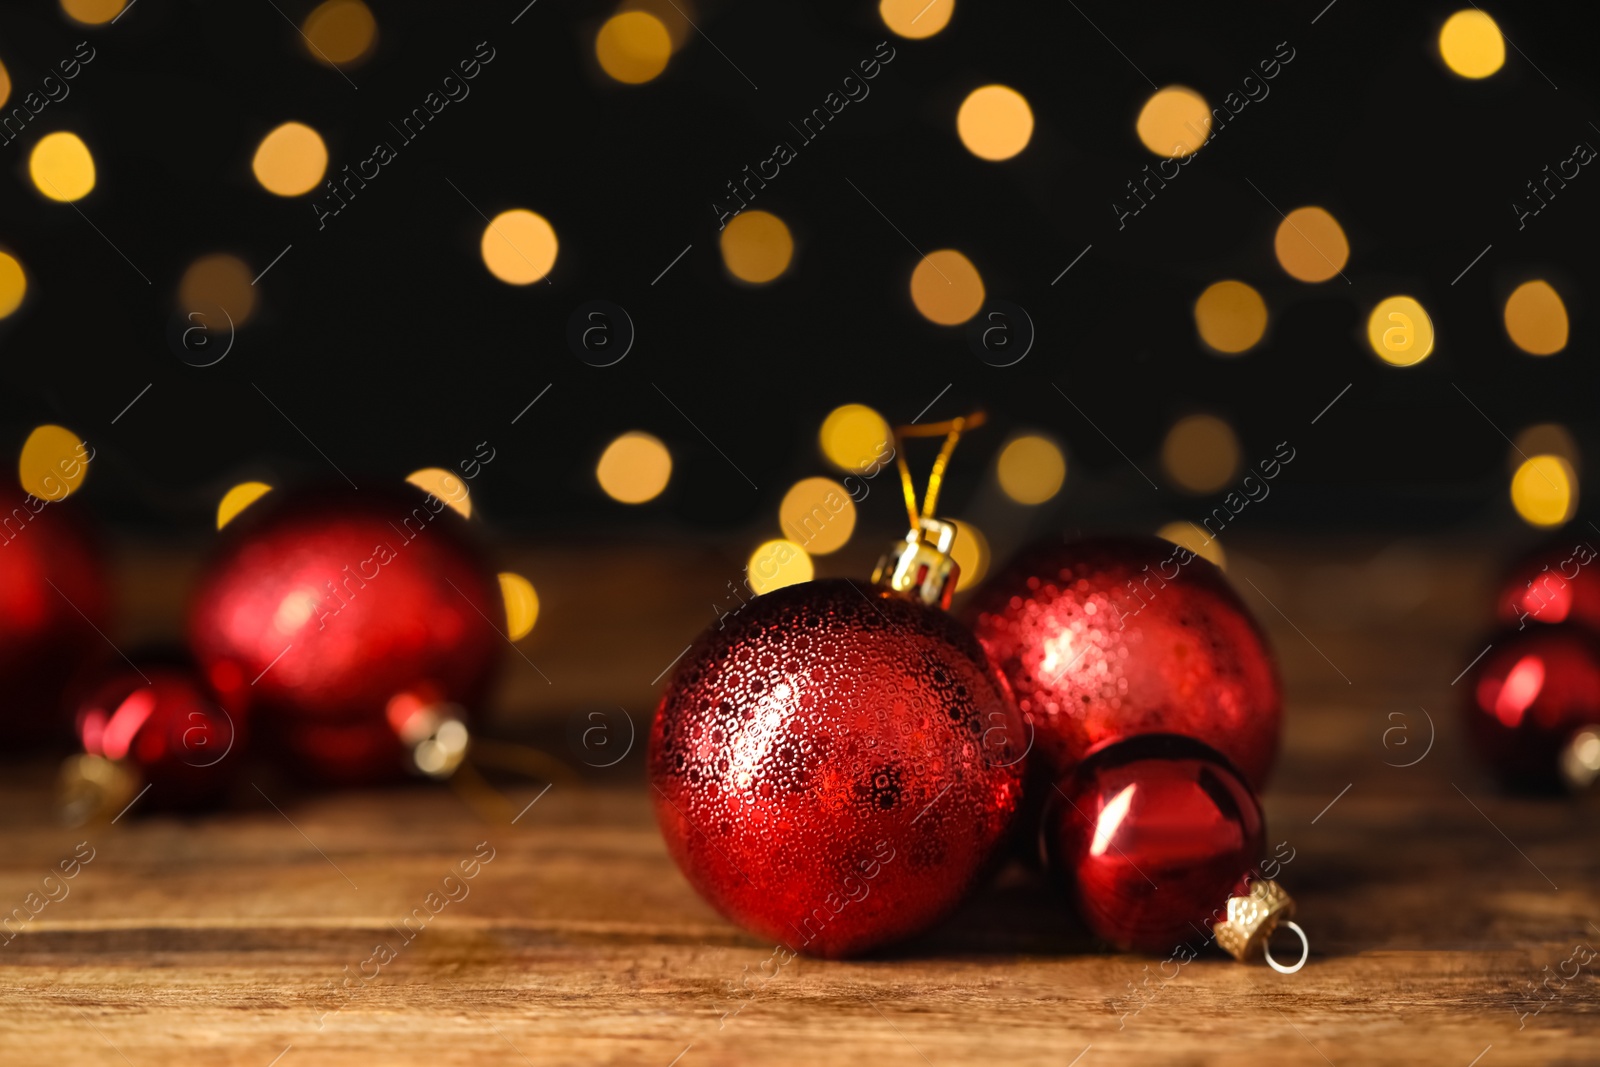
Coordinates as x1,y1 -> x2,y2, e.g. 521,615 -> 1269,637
1044,734 -> 1269,956
189,487 -> 501,785
1495,539 -> 1600,633
966,536 -> 1281,790
649,578 -> 1026,958
1463,624 -> 1600,793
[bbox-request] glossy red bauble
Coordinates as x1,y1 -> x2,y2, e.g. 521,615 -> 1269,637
1462,624 -> 1600,793
1495,539 -> 1600,634
1044,734 -> 1265,954
0,477 -> 109,745
649,578 -> 1027,958
70,663 -> 245,812
967,536 -> 1281,790
189,487 -> 501,785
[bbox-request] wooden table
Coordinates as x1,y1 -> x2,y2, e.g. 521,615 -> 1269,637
3,539 -> 1598,1065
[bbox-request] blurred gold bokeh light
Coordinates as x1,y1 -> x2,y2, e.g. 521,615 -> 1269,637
1157,520 -> 1226,570
596,11 -> 672,85
481,209 -> 558,285
1503,280 -> 1568,356
1274,207 -> 1349,283
997,435 -> 1066,505
60,0 -> 124,25
957,85 -> 1034,161
880,0 -> 953,39
30,132 -> 96,202
597,432 -> 671,504
498,572 -> 540,640
179,254 -> 257,328
819,404 -> 891,473
720,210 -> 794,284
747,539 -> 814,595
0,251 -> 26,320
406,468 -> 471,519
779,477 -> 856,555
1511,424 -> 1578,474
20,424 -> 89,501
252,122 -> 328,197
217,482 -> 273,530
1161,415 -> 1240,494
619,0 -> 694,51
949,520 -> 989,592
1367,296 -> 1434,366
1136,86 -> 1210,157
1511,455 -> 1576,527
302,0 -> 378,67
911,250 -> 985,326
1439,10 -> 1505,79
1193,280 -> 1267,355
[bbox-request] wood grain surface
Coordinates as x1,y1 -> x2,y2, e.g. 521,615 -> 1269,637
2,540 -> 1598,1066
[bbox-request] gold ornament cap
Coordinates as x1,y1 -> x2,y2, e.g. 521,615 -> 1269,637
58,754 -> 140,827
872,517 -> 959,609
1213,879 -> 1309,973
388,695 -> 471,779
1560,726 -> 1600,792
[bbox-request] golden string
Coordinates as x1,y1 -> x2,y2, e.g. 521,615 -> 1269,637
448,739 -> 582,824
892,410 -> 987,528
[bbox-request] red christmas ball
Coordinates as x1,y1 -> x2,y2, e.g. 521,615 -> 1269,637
0,476 -> 109,745
649,578 -> 1026,958
189,487 -> 501,785
966,536 -> 1281,790
63,662 -> 245,820
1044,734 -> 1264,954
1463,624 -> 1600,793
1494,540 -> 1600,634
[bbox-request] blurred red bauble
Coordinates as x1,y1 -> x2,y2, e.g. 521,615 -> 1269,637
0,476 -> 109,746
1463,624 -> 1600,793
966,536 -> 1281,791
1494,540 -> 1600,634
61,662 -> 245,822
188,486 -> 501,785
1044,734 -> 1266,955
649,577 -> 1026,958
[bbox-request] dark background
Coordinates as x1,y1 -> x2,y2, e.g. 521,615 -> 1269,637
1,0 -> 1595,543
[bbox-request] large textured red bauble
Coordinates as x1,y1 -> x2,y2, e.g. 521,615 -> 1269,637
65,662 -> 245,817
649,578 -> 1026,959
0,477 -> 109,745
188,487 -> 501,785
1494,540 -> 1600,633
1463,624 -> 1600,793
1044,734 -> 1265,954
966,536 -> 1281,790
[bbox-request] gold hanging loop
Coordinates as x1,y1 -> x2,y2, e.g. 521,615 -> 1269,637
875,410 -> 986,609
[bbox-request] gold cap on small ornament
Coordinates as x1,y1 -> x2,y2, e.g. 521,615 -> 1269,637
1560,727 -> 1600,792
58,754 -> 140,827
1213,879 -> 1309,973
388,695 -> 471,779
873,517 -> 959,609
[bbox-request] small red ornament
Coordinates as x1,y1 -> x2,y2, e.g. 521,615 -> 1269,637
1463,624 -> 1600,793
60,661 -> 245,823
0,476 -> 109,746
650,413 -> 1025,958
1494,539 -> 1600,634
966,536 -> 1282,790
189,486 -> 500,785
1044,733 -> 1307,970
